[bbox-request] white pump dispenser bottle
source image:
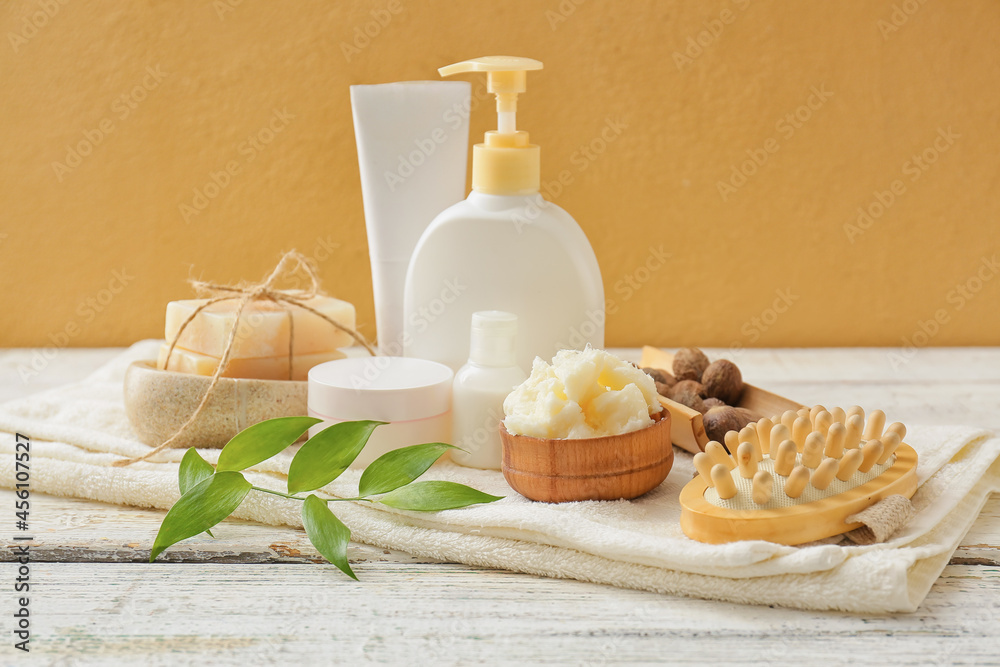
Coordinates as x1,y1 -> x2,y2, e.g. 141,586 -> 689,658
403,56 -> 605,372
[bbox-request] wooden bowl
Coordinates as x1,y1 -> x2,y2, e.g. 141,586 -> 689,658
123,360 -> 308,449
499,409 -> 674,503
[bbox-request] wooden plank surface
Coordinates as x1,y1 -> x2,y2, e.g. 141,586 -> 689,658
12,492 -> 999,567
21,562 -> 1000,666
1,347 -> 999,665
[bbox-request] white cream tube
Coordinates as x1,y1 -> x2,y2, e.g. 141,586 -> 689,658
350,81 -> 470,355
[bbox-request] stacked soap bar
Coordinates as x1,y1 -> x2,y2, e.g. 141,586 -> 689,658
158,296 -> 356,381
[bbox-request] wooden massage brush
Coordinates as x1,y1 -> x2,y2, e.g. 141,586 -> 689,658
679,406 -> 918,545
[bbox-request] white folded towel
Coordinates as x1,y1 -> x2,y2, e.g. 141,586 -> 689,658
1,341 -> 997,612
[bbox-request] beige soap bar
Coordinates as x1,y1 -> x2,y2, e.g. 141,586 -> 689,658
158,344 -> 345,381
165,296 -> 356,358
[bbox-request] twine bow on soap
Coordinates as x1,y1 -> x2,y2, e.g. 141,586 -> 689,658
113,250 -> 375,467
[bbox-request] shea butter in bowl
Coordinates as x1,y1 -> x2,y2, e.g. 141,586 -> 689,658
499,349 -> 674,503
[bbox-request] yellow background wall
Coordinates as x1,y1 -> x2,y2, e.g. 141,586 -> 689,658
2,0 -> 998,351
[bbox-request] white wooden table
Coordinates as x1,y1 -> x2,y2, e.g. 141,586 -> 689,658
2,347 -> 999,666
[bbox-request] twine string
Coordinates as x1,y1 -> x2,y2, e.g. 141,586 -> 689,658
113,250 -> 375,467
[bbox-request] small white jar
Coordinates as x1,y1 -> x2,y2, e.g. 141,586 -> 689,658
307,357 -> 453,468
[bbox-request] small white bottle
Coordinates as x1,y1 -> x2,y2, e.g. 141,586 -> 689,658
451,311 -> 527,469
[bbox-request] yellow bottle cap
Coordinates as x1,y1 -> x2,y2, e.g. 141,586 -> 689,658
439,56 -> 543,195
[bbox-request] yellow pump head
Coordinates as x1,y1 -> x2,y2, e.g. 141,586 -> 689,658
439,56 -> 543,195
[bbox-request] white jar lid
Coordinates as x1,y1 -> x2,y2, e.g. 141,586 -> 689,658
308,357 -> 453,423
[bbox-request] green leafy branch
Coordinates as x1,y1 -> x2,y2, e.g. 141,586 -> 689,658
150,416 -> 503,578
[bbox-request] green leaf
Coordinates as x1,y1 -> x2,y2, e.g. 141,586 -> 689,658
287,420 -> 385,495
217,416 -> 321,472
358,442 -> 457,497
150,472 -> 252,562
377,481 -> 503,512
178,448 -> 217,538
301,494 -> 357,580
178,448 -> 215,494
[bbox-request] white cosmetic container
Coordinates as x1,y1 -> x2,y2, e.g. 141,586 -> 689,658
451,311 -> 527,470
403,57 -> 604,372
350,81 -> 470,355
307,357 -> 453,468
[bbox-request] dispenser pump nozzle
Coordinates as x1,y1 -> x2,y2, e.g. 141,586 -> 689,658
439,56 -> 543,195
439,56 -> 543,135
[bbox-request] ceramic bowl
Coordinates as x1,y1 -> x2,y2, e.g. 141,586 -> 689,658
123,360 -> 308,449
499,407 -> 673,503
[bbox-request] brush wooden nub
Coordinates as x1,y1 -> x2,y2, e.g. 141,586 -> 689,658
695,406 -> 907,507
